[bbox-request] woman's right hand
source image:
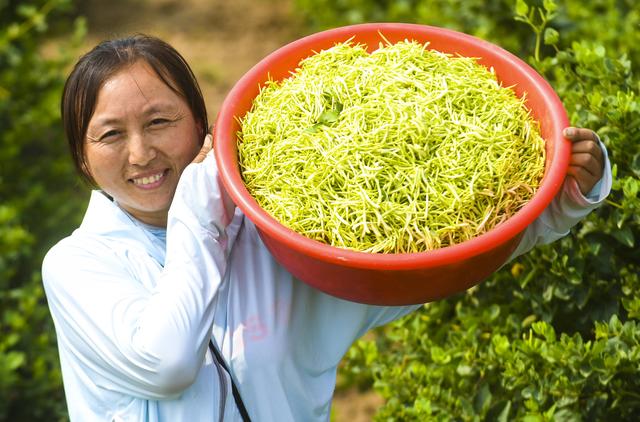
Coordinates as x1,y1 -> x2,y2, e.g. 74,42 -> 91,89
563,127 -> 605,196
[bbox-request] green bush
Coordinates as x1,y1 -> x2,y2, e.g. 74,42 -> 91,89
292,0 -> 640,420
0,1 -> 86,420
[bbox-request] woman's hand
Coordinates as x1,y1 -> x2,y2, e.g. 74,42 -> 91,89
191,133 -> 213,164
563,127 -> 605,195
184,130 -> 236,223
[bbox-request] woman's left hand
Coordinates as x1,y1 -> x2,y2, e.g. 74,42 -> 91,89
563,127 -> 605,195
191,133 -> 213,164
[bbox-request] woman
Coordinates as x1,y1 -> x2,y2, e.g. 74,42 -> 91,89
42,34 -> 611,421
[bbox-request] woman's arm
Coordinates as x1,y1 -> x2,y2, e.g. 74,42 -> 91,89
508,127 -> 612,261
42,151 -> 233,399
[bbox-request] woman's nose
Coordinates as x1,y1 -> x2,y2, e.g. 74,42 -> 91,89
127,132 -> 157,166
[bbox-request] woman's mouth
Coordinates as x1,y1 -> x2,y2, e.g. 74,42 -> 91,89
130,170 -> 167,189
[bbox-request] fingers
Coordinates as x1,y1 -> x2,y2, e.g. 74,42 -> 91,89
571,136 -> 603,166
567,164 -> 600,195
562,126 -> 599,142
570,150 -> 601,177
191,134 -> 213,164
562,127 -> 605,195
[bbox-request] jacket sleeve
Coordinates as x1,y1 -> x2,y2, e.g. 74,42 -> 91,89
42,153 -> 233,399
507,139 -> 612,261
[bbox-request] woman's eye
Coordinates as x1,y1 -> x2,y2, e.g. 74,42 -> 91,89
150,118 -> 170,126
100,130 -> 120,141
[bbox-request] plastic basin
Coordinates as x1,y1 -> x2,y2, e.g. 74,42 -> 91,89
214,23 -> 570,305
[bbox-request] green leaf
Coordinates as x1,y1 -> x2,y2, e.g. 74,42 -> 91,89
532,321 -> 556,342
430,346 -> 451,364
456,364 -> 473,376
16,4 -> 37,18
413,397 -> 431,413
492,334 -> 510,355
4,351 -> 25,370
304,124 -> 321,133
487,304 -> 500,321
611,226 -> 635,247
515,0 -> 529,17
544,28 -> 559,46
6,22 -> 20,39
474,383 -> 493,414
631,154 -> 640,177
318,109 -> 340,124
623,178 -> 639,197
553,408 -> 582,422
543,0 -> 558,14
497,401 -> 512,422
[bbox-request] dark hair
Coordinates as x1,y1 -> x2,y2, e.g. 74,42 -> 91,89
61,34 -> 208,185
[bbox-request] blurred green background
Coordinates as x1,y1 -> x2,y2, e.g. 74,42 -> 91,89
1,0 -> 638,420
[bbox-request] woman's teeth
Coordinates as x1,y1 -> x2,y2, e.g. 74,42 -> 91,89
132,172 -> 163,186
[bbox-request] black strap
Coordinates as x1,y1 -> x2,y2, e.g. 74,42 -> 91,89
209,340 -> 252,422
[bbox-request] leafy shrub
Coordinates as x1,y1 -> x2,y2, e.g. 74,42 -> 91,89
292,0 -> 640,419
0,1 -> 86,420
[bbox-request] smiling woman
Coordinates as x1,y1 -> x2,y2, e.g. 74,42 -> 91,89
83,61 -> 201,226
60,37 -> 209,227
41,33 -> 611,422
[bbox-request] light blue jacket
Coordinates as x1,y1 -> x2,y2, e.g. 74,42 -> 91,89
42,148 -> 611,421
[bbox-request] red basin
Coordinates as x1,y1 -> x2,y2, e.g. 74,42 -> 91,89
214,23 -> 570,305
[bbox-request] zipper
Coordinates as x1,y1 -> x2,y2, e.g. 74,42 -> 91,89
211,346 -> 228,422
209,340 -> 251,421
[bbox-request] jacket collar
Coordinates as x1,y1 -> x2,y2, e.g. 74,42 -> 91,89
77,190 -> 166,265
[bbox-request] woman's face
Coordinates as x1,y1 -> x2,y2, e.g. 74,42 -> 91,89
85,60 -> 201,227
